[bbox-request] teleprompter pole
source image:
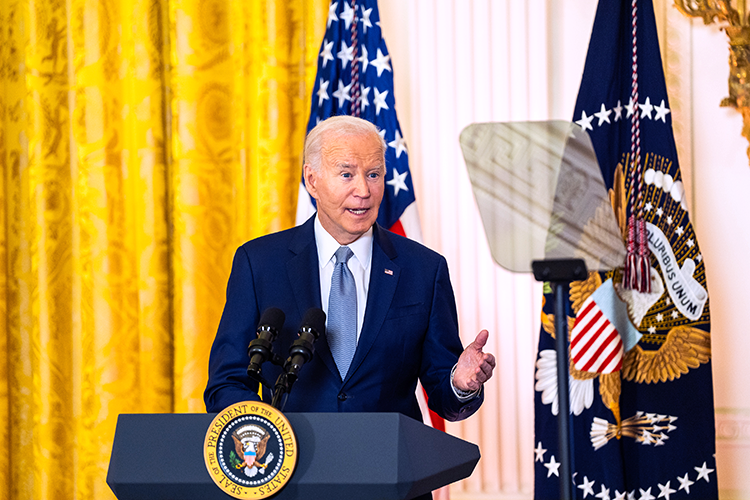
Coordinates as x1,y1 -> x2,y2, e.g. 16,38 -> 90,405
532,258 -> 588,500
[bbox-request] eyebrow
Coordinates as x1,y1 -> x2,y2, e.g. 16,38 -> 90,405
332,158 -> 385,171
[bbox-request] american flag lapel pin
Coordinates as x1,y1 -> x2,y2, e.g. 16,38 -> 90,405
384,268 -> 393,276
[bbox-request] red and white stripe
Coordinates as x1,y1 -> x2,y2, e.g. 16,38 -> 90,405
570,296 -> 624,374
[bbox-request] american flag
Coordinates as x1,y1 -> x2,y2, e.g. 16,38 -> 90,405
295,0 -> 422,242
296,6 -> 448,497
296,0 -> 447,439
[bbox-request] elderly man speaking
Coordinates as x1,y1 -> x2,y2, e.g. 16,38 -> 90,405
204,115 -> 495,424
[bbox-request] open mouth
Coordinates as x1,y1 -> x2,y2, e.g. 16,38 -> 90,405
347,208 -> 369,215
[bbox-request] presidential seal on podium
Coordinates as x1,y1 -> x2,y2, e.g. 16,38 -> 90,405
204,401 -> 297,498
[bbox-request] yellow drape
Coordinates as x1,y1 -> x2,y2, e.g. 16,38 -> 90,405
0,0 -> 327,498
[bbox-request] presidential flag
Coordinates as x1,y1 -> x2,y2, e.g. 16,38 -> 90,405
534,1 -> 718,499
295,0 -> 422,242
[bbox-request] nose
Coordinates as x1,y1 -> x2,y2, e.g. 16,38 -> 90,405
353,174 -> 370,198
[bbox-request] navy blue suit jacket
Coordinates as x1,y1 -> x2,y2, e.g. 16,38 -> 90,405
204,216 -> 483,422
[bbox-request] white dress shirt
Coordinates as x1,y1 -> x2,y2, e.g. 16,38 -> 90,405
314,216 -> 372,341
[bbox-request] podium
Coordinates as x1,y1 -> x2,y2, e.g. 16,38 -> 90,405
107,412 -> 480,500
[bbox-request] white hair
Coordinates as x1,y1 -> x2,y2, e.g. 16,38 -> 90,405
303,115 -> 387,170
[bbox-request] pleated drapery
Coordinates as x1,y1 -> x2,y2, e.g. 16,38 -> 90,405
0,1 -> 327,498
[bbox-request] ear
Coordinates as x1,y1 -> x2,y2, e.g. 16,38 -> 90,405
303,164 -> 318,199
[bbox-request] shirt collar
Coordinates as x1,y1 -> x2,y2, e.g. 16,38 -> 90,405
314,215 -> 373,269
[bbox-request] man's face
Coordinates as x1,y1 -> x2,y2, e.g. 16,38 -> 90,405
304,132 -> 385,245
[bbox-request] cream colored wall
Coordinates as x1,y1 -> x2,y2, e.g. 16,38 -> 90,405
689,18 -> 750,500
380,0 -> 750,498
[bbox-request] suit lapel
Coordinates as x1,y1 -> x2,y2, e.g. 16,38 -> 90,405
286,217 -> 338,378
344,225 -> 400,384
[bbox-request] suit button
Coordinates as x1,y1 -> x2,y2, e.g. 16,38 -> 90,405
337,392 -> 348,401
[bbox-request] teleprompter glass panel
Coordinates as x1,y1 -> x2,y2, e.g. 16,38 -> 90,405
459,121 -> 625,273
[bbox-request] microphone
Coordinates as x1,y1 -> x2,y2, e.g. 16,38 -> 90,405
285,308 -> 326,382
247,307 -> 285,378
271,308 -> 325,410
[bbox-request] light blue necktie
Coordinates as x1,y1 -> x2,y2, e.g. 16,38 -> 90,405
328,246 -> 357,379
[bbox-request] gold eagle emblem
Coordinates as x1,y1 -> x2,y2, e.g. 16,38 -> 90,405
539,160 -> 711,435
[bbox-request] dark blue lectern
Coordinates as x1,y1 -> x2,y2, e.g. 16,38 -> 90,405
107,412 -> 480,500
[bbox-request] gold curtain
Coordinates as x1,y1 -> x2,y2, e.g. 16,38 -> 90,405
0,0 -> 327,499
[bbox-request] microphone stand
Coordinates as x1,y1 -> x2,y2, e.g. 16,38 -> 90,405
270,372 -> 292,409
532,258 -> 587,500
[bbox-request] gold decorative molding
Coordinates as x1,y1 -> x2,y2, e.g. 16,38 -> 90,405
674,0 -> 750,163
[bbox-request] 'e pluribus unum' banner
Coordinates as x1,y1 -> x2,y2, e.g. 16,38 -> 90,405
647,222 -> 707,321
